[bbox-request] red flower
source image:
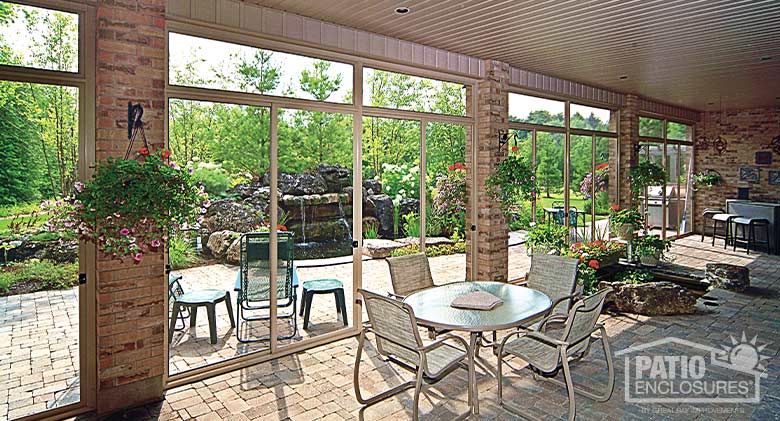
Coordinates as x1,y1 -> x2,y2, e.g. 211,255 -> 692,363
162,149 -> 171,159
595,163 -> 609,171
579,256 -> 585,263
277,224 -> 288,231
511,146 -> 519,153
588,259 -> 600,269
611,205 -> 620,212
139,147 -> 150,156
448,165 -> 455,171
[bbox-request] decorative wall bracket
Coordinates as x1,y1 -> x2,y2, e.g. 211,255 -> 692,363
694,134 -> 727,155
125,102 -> 149,159
497,129 -> 519,153
764,135 -> 780,155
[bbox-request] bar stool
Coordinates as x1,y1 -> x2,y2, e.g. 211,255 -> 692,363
711,213 -> 740,249
700,208 -> 724,242
732,217 -> 772,255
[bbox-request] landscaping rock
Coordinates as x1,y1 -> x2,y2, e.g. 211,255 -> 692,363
705,263 -> 750,292
207,230 -> 241,259
203,200 -> 262,233
41,240 -> 78,264
225,237 -> 241,265
363,179 -> 382,196
599,281 -> 697,316
365,194 -> 394,236
317,163 -> 351,193
362,239 -> 405,259
398,198 -> 420,218
396,237 -> 454,247
270,172 -> 328,195
2,239 -> 45,262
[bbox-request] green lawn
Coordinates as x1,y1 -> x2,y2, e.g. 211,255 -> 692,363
537,193 -> 608,223
0,213 -> 51,238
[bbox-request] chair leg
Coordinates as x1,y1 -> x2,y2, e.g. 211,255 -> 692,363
303,291 -> 313,330
337,289 -> 348,326
353,330 -> 416,406
560,347 -> 577,421
299,288 -> 307,316
206,304 -> 217,344
190,305 -> 197,328
412,366 -> 425,421
169,302 -> 181,344
224,292 -> 235,328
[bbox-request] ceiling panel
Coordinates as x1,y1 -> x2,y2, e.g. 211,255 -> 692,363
249,0 -> 780,111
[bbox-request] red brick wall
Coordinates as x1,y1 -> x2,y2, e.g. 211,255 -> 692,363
693,107 -> 780,230
95,0 -> 167,413
618,94 -> 640,208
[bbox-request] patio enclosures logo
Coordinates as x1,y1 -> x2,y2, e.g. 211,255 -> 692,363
616,333 -> 770,403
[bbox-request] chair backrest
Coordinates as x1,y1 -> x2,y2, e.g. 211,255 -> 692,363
239,231 -> 294,302
569,207 -> 579,226
359,289 -> 423,364
561,287 -> 612,346
554,209 -> 566,225
386,253 -> 434,297
526,254 -> 579,317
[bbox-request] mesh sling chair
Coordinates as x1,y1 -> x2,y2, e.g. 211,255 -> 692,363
522,254 -> 580,321
386,253 -> 446,339
236,231 -> 297,343
354,289 -> 468,420
497,288 -> 615,421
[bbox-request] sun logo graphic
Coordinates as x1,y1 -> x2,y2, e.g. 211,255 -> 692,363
616,331 -> 771,403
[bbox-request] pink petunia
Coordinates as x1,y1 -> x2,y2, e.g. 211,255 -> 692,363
119,228 -> 130,236
150,239 -> 161,248
133,252 -> 143,263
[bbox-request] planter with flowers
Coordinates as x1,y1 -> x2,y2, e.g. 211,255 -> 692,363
608,206 -> 643,240
564,240 -> 626,294
48,147 -> 207,263
629,161 -> 666,199
692,169 -> 723,190
632,234 -> 673,267
486,155 -> 537,218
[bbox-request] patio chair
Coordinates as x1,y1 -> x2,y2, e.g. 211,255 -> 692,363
354,289 -> 468,420
497,288 -> 615,421
522,254 -> 580,320
236,231 -> 298,343
386,253 -> 444,339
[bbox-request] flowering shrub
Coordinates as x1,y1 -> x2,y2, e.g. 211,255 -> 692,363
564,240 -> 626,294
47,149 -> 207,263
379,163 -> 419,203
486,155 -> 537,217
432,164 -> 466,236
580,163 -> 608,200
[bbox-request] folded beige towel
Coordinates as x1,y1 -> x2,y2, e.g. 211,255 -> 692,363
451,291 -> 503,311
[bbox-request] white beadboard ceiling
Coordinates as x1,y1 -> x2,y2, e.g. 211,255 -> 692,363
250,0 -> 780,111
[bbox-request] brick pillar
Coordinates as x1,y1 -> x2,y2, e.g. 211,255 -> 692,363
618,94 -> 640,208
466,60 -> 509,282
95,0 -> 167,413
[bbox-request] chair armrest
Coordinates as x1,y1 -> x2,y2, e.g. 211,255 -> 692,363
538,314 -> 568,333
387,291 -> 406,300
546,292 -> 581,317
421,333 -> 469,353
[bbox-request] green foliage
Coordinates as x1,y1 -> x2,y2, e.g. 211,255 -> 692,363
577,265 -> 599,296
0,259 -> 78,293
379,163 -> 420,202
693,170 -> 722,188
632,234 -> 672,258
168,235 -> 203,270
431,167 -> 466,236
630,161 -> 666,197
402,212 -> 421,238
486,155 -> 537,217
508,202 -> 544,231
191,162 -> 231,197
0,202 -> 42,218
526,223 -> 568,254
363,221 -> 379,239
389,242 -> 466,257
609,207 -> 643,233
615,269 -> 654,285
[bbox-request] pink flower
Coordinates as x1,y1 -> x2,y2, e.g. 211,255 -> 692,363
133,252 -> 143,263
530,176 -> 536,181
119,228 -> 130,236
150,239 -> 161,248
74,182 -> 85,193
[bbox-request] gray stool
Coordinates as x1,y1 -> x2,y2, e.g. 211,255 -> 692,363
732,217 -> 771,255
300,279 -> 348,330
169,289 -> 235,344
701,208 -> 724,242
711,213 -> 740,249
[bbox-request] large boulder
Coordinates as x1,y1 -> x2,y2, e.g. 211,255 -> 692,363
203,199 -> 262,233
362,239 -> 405,259
266,172 -> 328,195
225,237 -> 242,265
600,281 -> 697,316
365,194 -> 395,237
705,263 -> 749,292
398,198 -> 420,218
317,163 -> 351,193
2,239 -> 44,263
207,230 -> 241,259
363,179 -> 382,196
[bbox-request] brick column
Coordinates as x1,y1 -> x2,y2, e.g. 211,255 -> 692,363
466,60 -> 509,282
618,94 -> 640,208
95,0 -> 167,413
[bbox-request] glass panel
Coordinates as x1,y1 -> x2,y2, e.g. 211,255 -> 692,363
594,137 -> 614,240
570,135 -> 592,241
425,122 -> 467,241
678,144 -> 693,235
0,81 -> 80,419
639,142 -> 664,236
665,144 -> 681,236
0,2 -> 79,72
639,116 -> 663,138
169,33 -> 353,104
507,129 -> 533,281
570,103 -> 615,132
508,93 -> 565,127
278,108 -> 354,345
167,99 -> 271,374
363,68 -> 466,116
535,131 -> 565,222
667,121 -> 692,142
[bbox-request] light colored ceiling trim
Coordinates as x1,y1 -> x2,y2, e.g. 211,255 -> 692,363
509,66 -> 626,108
639,98 -> 700,122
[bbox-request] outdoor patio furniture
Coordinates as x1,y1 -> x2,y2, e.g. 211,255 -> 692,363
168,287 -> 235,345
168,273 -> 190,331
354,289 -> 468,421
497,287 -> 614,421
386,253 -> 435,299
522,254 -> 580,320
711,213 -> 741,249
700,208 -> 724,242
403,281 -> 551,417
235,231 -> 298,343
732,217 -> 772,255
299,278 -> 347,330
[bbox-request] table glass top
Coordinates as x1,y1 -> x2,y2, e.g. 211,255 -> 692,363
403,282 -> 552,332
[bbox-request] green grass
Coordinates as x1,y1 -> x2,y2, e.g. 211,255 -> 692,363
0,213 -> 52,239
0,202 -> 43,218
0,260 -> 78,294
537,193 -> 608,223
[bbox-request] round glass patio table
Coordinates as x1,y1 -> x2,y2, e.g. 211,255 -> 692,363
404,281 -> 551,417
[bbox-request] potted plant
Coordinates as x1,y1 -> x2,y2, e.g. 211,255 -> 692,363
609,206 -> 643,240
629,161 -> 666,198
632,234 -> 672,267
486,155 -> 537,217
693,170 -> 723,189
47,148 -> 207,263
525,223 -> 568,255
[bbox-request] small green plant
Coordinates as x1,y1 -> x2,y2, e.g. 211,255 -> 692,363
402,212 -> 421,238
168,235 -> 203,270
392,206 -> 400,238
609,206 -> 644,236
0,202 -> 43,218
578,265 -> 599,296
0,260 -> 78,294
693,170 -> 723,188
191,162 -> 232,197
363,221 -> 379,239
526,223 -> 569,254
632,234 -> 672,258
486,155 -> 537,217
615,269 -> 654,284
0,242 -> 16,264
629,161 -> 666,197
389,242 -> 466,257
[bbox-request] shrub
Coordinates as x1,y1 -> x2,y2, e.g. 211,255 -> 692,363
632,234 -> 672,258
431,166 -> 466,236
402,212 -> 421,237
389,241 -> 466,257
0,260 -> 78,293
526,223 -> 568,253
508,202 -> 544,231
168,235 -> 203,270
379,163 -> 419,202
191,162 -> 232,197
0,202 -> 43,218
615,269 -> 654,284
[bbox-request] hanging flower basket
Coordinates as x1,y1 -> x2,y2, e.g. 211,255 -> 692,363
48,148 -> 207,263
629,161 -> 666,198
486,155 -> 537,218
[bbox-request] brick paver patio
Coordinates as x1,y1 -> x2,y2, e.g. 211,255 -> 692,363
5,237 -> 780,420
